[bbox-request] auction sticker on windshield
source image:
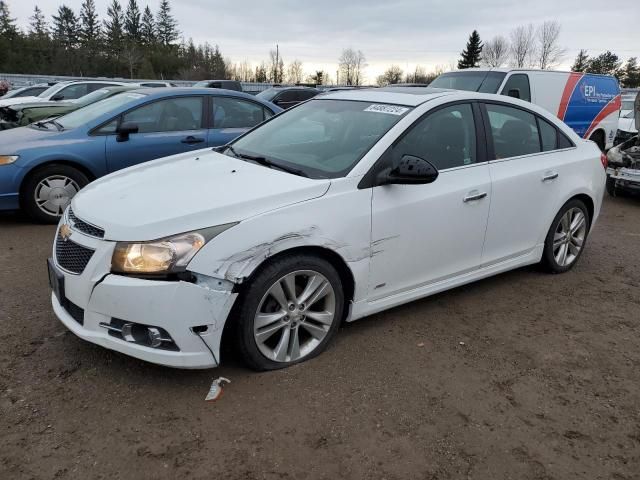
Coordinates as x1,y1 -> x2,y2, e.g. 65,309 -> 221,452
364,104 -> 409,116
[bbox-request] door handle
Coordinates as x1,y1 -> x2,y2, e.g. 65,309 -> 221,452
181,136 -> 205,144
463,191 -> 487,203
542,172 -> 559,182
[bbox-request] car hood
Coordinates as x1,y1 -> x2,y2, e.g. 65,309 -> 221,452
0,96 -> 43,107
72,150 -> 331,241
0,125 -> 78,154
618,116 -> 637,134
6,101 -> 69,111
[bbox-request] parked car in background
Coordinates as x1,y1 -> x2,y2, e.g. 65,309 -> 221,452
607,94 -> 640,196
620,93 -> 637,118
47,88 -> 605,370
133,81 -> 179,88
0,83 -> 55,100
192,80 -> 243,91
0,80 -> 125,108
256,86 -> 320,109
614,110 -> 638,145
0,88 -> 281,222
0,85 -> 138,130
430,68 -> 621,151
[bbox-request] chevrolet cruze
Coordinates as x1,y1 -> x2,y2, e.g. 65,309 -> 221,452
48,88 -> 606,370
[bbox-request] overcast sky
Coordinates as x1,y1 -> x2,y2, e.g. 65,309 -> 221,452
8,0 -> 640,81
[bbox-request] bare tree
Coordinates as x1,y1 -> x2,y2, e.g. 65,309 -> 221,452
122,43 -> 143,78
376,65 -> 403,86
286,59 -> 304,84
482,35 -> 510,67
268,48 -> 284,83
339,48 -> 367,86
509,24 -> 535,67
535,21 -> 566,70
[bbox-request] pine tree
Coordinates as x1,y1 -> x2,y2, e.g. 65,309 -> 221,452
621,57 -> 640,88
156,0 -> 178,46
586,51 -> 621,76
104,0 -> 124,57
571,49 -> 589,72
29,6 -> 48,38
458,30 -> 483,69
0,0 -> 18,37
79,0 -> 101,47
140,6 -> 156,46
125,0 -> 141,41
52,5 -> 80,50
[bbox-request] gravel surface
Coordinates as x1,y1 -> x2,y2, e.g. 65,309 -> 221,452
1,195 -> 639,480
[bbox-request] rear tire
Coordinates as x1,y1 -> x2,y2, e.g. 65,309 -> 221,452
21,164 -> 89,223
234,254 -> 344,371
540,199 -> 591,274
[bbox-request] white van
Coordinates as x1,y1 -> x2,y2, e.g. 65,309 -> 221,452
431,69 -> 621,150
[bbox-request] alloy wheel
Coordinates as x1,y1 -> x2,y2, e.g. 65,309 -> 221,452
553,207 -> 587,267
253,270 -> 336,363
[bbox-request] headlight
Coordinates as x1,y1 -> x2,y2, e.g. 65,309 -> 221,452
0,155 -> 18,165
111,223 -> 237,275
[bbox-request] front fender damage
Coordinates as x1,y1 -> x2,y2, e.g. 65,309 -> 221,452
210,225 -> 357,283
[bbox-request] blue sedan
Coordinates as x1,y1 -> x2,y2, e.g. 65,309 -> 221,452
0,88 -> 282,222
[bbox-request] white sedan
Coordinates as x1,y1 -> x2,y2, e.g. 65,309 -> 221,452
48,88 -> 606,370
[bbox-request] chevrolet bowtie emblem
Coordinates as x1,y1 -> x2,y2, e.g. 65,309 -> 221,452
59,224 -> 72,241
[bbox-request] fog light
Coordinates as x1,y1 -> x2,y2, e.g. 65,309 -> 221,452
147,327 -> 163,348
99,319 -> 179,351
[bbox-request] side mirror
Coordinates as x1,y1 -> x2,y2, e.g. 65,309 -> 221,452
116,121 -> 139,142
507,88 -> 521,99
378,155 -> 439,185
51,93 -> 64,101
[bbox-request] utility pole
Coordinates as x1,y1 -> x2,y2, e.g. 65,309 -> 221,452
275,44 -> 279,83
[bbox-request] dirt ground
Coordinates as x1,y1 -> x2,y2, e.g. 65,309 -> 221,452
1,195 -> 639,480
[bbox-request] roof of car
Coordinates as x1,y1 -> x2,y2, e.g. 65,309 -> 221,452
439,67 -> 619,78
318,87 -> 456,106
267,86 -> 319,91
127,87 -> 271,102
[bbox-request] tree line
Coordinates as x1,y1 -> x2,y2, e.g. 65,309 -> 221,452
377,22 -> 639,88
1,2 -> 638,88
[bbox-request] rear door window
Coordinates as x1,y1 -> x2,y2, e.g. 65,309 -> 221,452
500,74 -> 531,102
485,103 -> 540,159
538,117 -> 558,151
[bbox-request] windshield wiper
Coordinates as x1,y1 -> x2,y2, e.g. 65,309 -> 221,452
224,146 -> 309,177
34,119 -> 63,131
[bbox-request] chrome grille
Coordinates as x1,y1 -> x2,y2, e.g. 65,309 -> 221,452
68,208 -> 105,239
55,233 -> 95,274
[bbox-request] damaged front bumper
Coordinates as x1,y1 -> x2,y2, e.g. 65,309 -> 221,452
607,136 -> 640,193
49,225 -> 238,369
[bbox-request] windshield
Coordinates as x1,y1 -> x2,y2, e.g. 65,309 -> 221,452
228,99 -> 411,179
193,80 -> 210,87
55,92 -> 145,130
71,88 -> 115,106
37,84 -> 64,98
430,71 -> 507,93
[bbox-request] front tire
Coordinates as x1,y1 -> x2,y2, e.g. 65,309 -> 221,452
21,164 -> 89,223
234,254 -> 344,371
541,199 -> 591,273
606,176 -> 617,197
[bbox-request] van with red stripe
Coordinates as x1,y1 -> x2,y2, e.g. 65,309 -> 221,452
431,69 -> 621,150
